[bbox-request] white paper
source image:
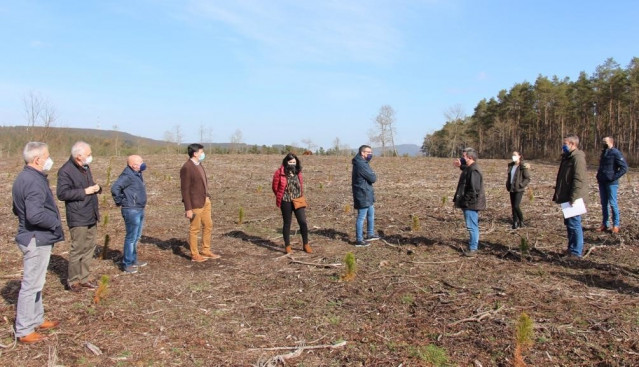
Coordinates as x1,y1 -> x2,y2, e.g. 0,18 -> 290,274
560,198 -> 587,219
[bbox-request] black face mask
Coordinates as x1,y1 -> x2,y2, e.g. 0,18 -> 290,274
286,164 -> 297,174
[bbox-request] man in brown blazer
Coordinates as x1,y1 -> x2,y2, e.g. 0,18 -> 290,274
180,143 -> 220,262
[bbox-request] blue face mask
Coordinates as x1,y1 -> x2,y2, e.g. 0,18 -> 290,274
199,152 -> 206,161
365,153 -> 373,162
562,144 -> 570,154
139,163 -> 147,172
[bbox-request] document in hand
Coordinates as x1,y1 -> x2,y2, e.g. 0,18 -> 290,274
560,198 -> 587,219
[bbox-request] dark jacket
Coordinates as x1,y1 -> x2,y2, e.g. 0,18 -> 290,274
454,162 -> 486,210
56,156 -> 100,227
596,147 -> 627,184
506,161 -> 531,192
351,154 -> 376,209
180,159 -> 209,211
553,149 -> 588,204
12,166 -> 65,246
111,166 -> 147,209
272,166 -> 304,208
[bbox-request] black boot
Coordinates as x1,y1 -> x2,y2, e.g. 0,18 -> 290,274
512,220 -> 519,229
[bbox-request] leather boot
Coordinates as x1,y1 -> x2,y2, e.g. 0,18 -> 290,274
285,245 -> 292,254
303,244 -> 313,253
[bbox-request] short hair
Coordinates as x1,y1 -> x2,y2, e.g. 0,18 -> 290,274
564,134 -> 579,146
358,145 -> 372,154
466,150 -> 478,161
71,141 -> 90,158
604,136 -> 614,145
187,143 -> 204,158
23,142 -> 48,164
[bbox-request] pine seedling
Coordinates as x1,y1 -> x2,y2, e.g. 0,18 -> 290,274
256,185 -> 262,193
344,204 -> 351,214
411,214 -> 420,231
441,196 -> 447,206
319,182 -> 324,190
93,275 -> 110,304
527,187 -> 535,202
519,237 -> 530,257
341,252 -> 356,281
101,213 -> 110,259
238,207 -> 245,224
105,158 -> 113,186
514,312 -> 534,367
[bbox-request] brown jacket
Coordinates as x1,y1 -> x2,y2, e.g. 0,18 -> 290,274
180,159 -> 209,211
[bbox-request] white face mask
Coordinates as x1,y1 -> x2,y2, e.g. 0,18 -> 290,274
512,155 -> 520,162
84,155 -> 93,165
42,157 -> 54,171
198,152 -> 206,161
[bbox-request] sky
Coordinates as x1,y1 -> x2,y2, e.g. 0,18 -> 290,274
1,0 -> 637,151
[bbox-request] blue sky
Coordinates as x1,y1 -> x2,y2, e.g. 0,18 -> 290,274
1,0 -> 637,150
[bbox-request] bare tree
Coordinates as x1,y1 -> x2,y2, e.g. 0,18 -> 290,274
372,105 -> 398,156
443,104 -> 467,158
113,124 -> 120,156
163,130 -> 175,154
300,138 -> 316,152
230,129 -> 243,153
174,125 -> 183,154
23,91 -> 57,140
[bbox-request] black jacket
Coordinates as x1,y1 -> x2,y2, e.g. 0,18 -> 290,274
351,154 -> 377,209
56,156 -> 100,227
12,166 -> 64,246
111,166 -> 147,208
506,161 -> 531,193
596,147 -> 627,184
454,163 -> 486,210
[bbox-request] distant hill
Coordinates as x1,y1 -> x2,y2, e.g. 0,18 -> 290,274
371,144 -> 422,157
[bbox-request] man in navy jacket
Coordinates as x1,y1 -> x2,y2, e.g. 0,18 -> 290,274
12,142 -> 64,343
596,136 -> 628,233
352,145 -> 380,247
111,155 -> 148,273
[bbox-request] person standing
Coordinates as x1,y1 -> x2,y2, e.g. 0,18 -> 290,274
111,155 -> 148,273
12,142 -> 64,343
180,143 -> 220,262
272,153 -> 312,254
57,141 -> 101,292
352,145 -> 380,247
596,136 -> 627,233
506,151 -> 531,229
453,149 -> 486,256
553,134 -> 588,258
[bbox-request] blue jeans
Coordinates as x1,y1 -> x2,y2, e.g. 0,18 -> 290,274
598,182 -> 619,227
122,208 -> 145,267
355,206 -> 375,242
463,209 -> 479,251
564,215 -> 583,256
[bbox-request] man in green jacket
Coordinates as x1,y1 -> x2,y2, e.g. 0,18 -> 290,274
552,134 -> 588,258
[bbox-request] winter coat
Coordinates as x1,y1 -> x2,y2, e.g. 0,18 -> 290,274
506,161 -> 531,193
180,159 -> 209,211
111,166 -> 147,209
272,166 -> 304,208
553,149 -> 588,204
596,147 -> 627,184
351,154 -> 377,209
56,156 -> 100,228
12,166 -> 65,246
454,162 -> 486,210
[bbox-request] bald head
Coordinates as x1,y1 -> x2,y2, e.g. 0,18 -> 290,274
127,155 -> 144,172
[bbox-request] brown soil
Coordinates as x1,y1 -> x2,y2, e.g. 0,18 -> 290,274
1,154 -> 638,366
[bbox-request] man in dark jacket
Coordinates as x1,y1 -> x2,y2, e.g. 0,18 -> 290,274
453,149 -> 486,256
57,141 -> 101,292
12,142 -> 64,343
111,155 -> 148,273
553,134 -> 588,258
596,136 -> 627,233
352,145 -> 379,247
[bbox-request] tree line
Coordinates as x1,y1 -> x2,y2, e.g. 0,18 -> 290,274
422,57 -> 639,165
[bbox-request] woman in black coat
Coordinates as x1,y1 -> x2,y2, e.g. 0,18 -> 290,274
506,151 -> 531,229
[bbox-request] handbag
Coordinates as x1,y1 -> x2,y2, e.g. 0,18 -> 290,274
292,196 -> 307,209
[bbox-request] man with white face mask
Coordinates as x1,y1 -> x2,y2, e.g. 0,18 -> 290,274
12,142 -> 64,343
57,141 -> 101,292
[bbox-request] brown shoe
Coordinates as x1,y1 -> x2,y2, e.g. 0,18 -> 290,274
37,320 -> 60,330
18,332 -> 47,343
200,251 -> 221,259
191,254 -> 209,263
67,283 -> 84,293
612,226 -> 620,233
303,244 -> 313,253
79,281 -> 98,289
285,245 -> 292,254
596,225 -> 608,232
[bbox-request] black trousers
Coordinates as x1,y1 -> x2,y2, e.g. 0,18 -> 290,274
280,201 -> 309,246
510,191 -> 524,224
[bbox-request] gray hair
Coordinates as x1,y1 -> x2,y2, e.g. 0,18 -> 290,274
466,149 -> 478,161
23,142 -> 48,164
564,134 -> 579,146
71,141 -> 90,158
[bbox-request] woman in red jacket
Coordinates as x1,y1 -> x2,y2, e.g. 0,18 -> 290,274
272,153 -> 311,254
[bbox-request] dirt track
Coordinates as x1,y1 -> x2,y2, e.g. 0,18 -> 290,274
1,154 -> 638,366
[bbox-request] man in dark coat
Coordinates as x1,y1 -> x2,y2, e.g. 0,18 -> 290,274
12,142 -> 64,343
352,145 -> 379,247
553,134 -> 588,258
596,136 -> 627,233
453,149 -> 486,256
57,141 -> 101,292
